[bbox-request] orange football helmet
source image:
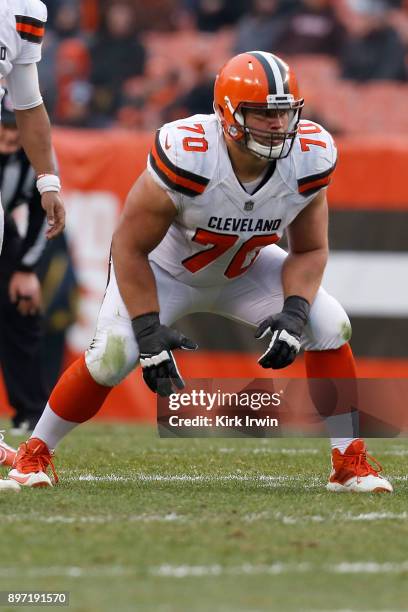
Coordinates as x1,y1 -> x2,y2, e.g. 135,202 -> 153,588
214,51 -> 304,160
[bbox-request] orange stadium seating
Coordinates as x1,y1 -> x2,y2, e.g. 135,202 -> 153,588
138,41 -> 408,136
144,29 -> 235,83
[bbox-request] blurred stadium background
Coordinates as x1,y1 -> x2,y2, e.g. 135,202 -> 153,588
1,0 -> 407,422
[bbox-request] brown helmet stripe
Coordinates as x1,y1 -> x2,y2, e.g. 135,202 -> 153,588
273,55 -> 290,95
248,52 -> 280,96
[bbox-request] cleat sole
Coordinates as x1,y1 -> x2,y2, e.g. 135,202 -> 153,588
327,482 -> 393,493
32,481 -> 53,488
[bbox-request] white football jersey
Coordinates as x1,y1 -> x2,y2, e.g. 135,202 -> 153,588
0,0 -> 46,115
147,114 -> 337,286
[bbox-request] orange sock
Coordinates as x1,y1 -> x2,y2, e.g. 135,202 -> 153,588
49,355 -> 112,423
305,343 -> 358,420
305,343 -> 357,379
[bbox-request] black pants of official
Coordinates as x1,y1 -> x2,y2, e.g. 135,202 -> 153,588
0,228 -> 49,424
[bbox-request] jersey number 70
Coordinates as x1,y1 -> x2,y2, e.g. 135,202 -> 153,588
182,229 -> 279,279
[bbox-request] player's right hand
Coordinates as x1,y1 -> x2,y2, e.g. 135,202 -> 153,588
41,191 -> 66,239
132,313 -> 198,397
255,295 -> 310,369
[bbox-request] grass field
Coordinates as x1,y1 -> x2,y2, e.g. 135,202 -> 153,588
1,421 -> 408,612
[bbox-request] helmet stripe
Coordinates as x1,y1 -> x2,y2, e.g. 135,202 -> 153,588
273,56 -> 290,94
248,51 -> 284,96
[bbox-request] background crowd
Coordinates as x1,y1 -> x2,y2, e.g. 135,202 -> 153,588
38,0 -> 408,134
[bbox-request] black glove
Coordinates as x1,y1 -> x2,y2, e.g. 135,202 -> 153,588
255,296 -> 310,369
132,312 -> 197,397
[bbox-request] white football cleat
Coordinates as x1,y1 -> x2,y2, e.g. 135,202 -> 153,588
327,439 -> 393,493
8,438 -> 58,488
0,436 -> 17,467
0,478 -> 20,492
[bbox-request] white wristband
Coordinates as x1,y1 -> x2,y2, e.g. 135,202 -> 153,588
36,173 -> 61,194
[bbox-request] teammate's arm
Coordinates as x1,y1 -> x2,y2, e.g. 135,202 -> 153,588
112,170 -> 197,397
7,63 -> 65,238
255,189 -> 329,369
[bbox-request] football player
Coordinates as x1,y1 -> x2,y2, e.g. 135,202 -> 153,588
0,0 -> 65,252
6,51 -> 392,493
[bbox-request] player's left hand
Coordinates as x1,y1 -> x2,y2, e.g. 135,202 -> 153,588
41,191 -> 66,239
255,295 -> 310,369
8,271 -> 42,316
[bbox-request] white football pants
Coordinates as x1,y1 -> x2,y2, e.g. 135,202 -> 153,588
85,244 -> 351,386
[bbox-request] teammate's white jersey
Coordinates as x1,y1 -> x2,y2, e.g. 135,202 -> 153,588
0,0 -> 46,117
147,114 -> 337,287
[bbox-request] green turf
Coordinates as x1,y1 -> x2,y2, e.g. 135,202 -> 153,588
1,422 -> 408,612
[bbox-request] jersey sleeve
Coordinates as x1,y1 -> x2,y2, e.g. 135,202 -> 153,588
147,123 -> 211,211
6,62 -> 43,109
0,8 -> 15,78
295,122 -> 337,199
14,0 -> 47,64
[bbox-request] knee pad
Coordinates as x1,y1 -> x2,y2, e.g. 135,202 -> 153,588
304,291 -> 352,351
85,329 -> 138,386
304,316 -> 352,351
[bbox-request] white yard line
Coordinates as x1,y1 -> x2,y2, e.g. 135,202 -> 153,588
1,562 -> 408,579
145,447 -> 321,454
54,469 -> 406,492
69,473 -> 322,489
4,509 -> 408,527
244,510 -> 408,525
76,473 -> 303,481
2,512 -> 185,525
242,511 -> 325,525
217,448 -> 320,455
382,449 -> 408,456
332,561 -> 408,574
345,511 -> 408,521
0,566 -> 133,578
105,446 -> 408,457
68,470 -> 407,489
151,563 -> 313,577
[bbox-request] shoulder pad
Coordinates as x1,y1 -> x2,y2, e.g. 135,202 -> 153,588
149,115 -> 217,197
294,120 -> 337,197
14,0 -> 47,44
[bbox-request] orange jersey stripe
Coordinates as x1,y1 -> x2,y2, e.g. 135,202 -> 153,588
298,175 -> 331,194
151,143 -> 206,194
16,23 -> 45,37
